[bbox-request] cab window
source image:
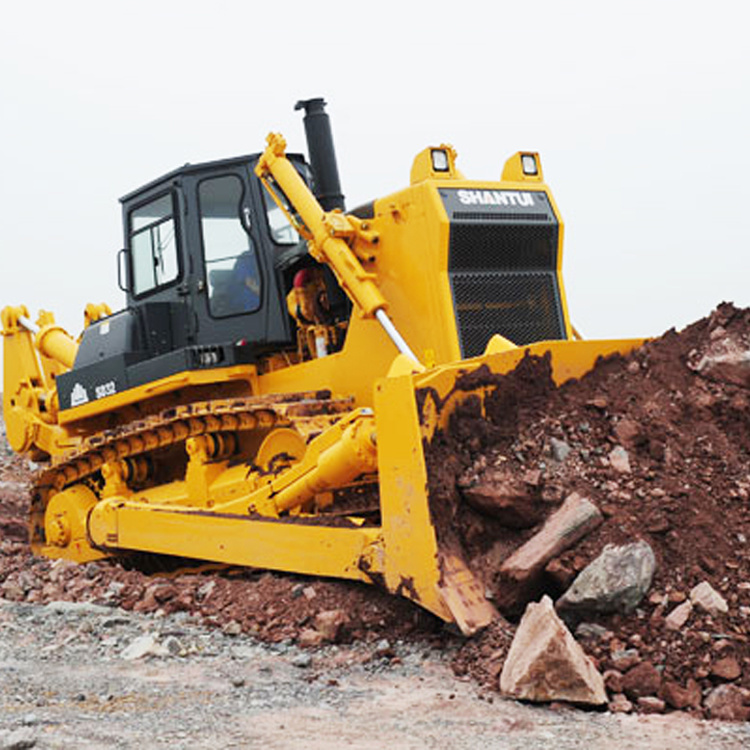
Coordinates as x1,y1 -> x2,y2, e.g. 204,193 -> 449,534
129,193 -> 179,296
261,185 -> 300,245
199,175 -> 262,317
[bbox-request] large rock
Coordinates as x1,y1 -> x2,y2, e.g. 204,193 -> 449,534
459,466 -> 543,528
499,595 -> 607,705
495,493 -> 602,615
692,334 -> 750,388
556,540 -> 656,620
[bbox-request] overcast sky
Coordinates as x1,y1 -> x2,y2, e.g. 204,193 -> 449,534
1,0 -> 748,374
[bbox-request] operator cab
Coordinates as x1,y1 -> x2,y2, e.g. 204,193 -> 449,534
119,153 -> 313,354
55,154 -> 326,412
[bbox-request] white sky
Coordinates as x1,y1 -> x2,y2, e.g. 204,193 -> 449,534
1,0 -> 749,375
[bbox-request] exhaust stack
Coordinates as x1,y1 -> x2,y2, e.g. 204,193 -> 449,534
295,98 -> 345,211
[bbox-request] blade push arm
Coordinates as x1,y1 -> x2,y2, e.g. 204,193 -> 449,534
255,134 -> 420,364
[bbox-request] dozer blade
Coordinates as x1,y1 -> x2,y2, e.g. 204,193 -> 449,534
369,336 -> 645,633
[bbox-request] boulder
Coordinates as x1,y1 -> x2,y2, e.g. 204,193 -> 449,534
692,337 -> 750,388
500,493 -> 602,583
495,493 -> 603,614
499,596 -> 606,705
556,540 -> 656,620
459,466 -> 543,527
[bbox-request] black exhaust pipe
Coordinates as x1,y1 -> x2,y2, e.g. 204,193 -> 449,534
295,98 -> 345,212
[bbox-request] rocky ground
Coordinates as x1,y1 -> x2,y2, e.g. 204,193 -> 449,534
4,304 -> 750,747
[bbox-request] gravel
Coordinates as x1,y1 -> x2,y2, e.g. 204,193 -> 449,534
2,598 -> 750,749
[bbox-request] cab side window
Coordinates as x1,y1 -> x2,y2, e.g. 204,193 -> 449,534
199,175 -> 262,317
129,193 -> 179,296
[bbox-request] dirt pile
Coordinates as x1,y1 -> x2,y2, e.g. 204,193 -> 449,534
436,302 -> 750,717
3,303 -> 750,719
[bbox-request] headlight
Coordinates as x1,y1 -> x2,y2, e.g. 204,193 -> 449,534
521,154 -> 538,176
431,149 -> 450,172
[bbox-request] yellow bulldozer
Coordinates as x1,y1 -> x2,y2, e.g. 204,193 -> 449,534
2,99 -> 642,634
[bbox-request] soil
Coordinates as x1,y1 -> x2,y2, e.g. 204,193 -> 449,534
429,302 -> 750,714
4,302 -> 750,739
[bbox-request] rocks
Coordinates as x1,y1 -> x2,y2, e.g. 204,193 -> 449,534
692,337 -> 750,388
613,419 -> 640,449
496,493 -> 602,612
44,600 -> 111,616
222,620 -> 243,636
660,679 -> 702,710
313,609 -> 349,643
710,656 -> 742,682
608,446 -> 631,474
704,684 -> 750,721
637,696 -> 666,714
297,628 -> 325,648
499,596 -> 606,705
549,438 -> 572,463
291,652 -> 313,669
459,466 -> 544,528
609,649 -> 640,672
664,600 -> 692,631
0,728 -> 37,750
690,581 -> 728,617
620,661 -> 661,700
608,693 -> 633,713
603,669 -> 623,693
556,540 -> 656,619
121,634 -> 167,660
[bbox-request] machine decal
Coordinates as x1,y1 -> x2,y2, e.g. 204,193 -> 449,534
94,381 -> 117,399
70,383 -> 90,407
456,189 -> 536,208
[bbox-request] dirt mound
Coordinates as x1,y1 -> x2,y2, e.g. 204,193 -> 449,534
438,302 -> 750,715
3,303 -> 750,718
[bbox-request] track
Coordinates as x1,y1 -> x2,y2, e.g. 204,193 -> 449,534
30,390 -> 356,550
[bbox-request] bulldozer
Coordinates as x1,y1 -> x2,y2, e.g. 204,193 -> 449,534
1,99 -> 643,634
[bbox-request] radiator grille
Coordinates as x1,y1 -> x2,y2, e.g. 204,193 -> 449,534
450,222 -> 557,271
448,221 -> 566,357
452,272 -> 564,356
